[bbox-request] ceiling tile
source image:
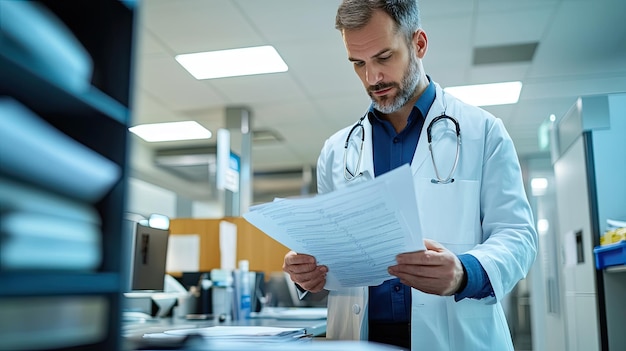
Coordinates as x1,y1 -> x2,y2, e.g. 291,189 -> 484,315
136,55 -> 225,111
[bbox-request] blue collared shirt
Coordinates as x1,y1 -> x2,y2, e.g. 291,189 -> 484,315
367,79 -> 493,324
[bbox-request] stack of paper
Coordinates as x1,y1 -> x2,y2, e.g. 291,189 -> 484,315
141,327 -> 402,351
243,164 -> 424,290
163,326 -> 306,340
142,326 -> 309,349
251,307 -> 328,320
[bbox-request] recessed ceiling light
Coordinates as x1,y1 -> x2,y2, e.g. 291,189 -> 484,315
175,45 -> 288,80
531,177 -> 548,196
129,121 -> 211,142
444,81 -> 522,106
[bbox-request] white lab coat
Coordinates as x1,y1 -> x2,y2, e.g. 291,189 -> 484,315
316,82 -> 538,351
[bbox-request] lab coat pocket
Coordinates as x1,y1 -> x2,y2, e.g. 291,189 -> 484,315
447,298 -> 513,351
414,178 -> 480,249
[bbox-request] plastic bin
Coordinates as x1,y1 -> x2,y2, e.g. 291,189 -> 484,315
593,241 -> 626,269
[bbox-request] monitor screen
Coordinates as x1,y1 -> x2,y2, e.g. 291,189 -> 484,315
123,219 -> 170,292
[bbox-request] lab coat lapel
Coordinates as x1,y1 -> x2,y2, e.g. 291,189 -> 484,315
360,117 -> 375,180
411,83 -> 447,177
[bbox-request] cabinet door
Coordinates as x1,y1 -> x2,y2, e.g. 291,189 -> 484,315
554,134 -> 600,351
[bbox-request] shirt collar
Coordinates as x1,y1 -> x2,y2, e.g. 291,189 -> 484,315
368,76 -> 436,124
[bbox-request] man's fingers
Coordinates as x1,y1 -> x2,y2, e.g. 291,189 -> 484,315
285,252 -> 316,265
396,251 -> 442,266
424,238 -> 445,251
307,279 -> 326,293
297,268 -> 327,292
395,239 -> 448,265
286,261 -> 318,274
289,266 -> 327,292
283,251 -> 328,292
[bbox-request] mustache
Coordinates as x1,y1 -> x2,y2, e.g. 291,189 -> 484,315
368,82 -> 398,93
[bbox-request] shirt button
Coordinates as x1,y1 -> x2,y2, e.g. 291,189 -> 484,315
394,285 -> 401,292
352,304 -> 361,315
393,137 -> 399,143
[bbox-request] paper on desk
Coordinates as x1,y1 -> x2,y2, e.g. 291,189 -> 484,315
243,164 -> 424,290
251,307 -> 328,320
162,326 -> 306,339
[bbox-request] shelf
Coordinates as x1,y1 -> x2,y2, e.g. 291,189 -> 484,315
0,272 -> 122,297
605,265 -> 626,274
0,1 -> 134,349
0,53 -> 128,124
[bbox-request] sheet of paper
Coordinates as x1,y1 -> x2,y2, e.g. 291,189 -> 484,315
163,326 -> 305,338
243,164 -> 424,290
251,307 -> 328,320
166,234 -> 200,273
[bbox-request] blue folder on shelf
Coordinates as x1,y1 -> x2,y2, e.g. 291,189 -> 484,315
0,97 -> 121,203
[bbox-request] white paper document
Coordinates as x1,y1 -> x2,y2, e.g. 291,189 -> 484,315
142,326 -> 308,346
163,326 -> 306,339
243,164 -> 424,290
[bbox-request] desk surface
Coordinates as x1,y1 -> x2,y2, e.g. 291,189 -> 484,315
123,317 -> 402,351
123,308 -> 328,350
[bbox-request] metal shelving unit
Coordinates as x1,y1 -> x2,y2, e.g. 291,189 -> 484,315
0,1 -> 135,350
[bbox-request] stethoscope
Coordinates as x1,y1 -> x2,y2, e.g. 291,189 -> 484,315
426,114 -> 460,183
343,101 -> 461,184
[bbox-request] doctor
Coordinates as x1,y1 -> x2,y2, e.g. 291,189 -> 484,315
283,0 -> 538,350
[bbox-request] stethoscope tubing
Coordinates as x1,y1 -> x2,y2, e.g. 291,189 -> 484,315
343,112 -> 461,184
427,115 -> 461,184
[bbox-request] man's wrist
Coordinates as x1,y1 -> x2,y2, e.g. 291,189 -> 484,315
454,253 -> 494,301
455,262 -> 468,294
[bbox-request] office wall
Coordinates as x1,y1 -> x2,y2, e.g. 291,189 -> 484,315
126,179 -> 288,275
126,177 -> 223,219
169,218 -> 290,276
127,177 -> 177,218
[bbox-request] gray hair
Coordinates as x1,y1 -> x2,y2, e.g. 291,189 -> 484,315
335,0 -> 421,44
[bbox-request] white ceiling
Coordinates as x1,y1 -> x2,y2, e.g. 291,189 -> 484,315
128,0 -> 626,203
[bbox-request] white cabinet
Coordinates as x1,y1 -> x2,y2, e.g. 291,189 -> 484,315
551,93 -> 626,350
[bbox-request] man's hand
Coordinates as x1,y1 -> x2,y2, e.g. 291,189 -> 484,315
387,239 -> 465,296
282,251 -> 328,293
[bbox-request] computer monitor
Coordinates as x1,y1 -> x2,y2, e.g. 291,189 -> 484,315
123,219 -> 170,292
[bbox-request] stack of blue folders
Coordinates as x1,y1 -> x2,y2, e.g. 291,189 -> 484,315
0,97 -> 121,271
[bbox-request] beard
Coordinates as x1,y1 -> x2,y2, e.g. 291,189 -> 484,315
368,52 -> 420,114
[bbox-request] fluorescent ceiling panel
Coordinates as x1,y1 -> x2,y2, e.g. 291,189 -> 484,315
444,81 -> 522,106
129,121 -> 211,142
175,45 -> 288,80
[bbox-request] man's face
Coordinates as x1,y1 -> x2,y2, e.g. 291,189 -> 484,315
343,10 -> 420,114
